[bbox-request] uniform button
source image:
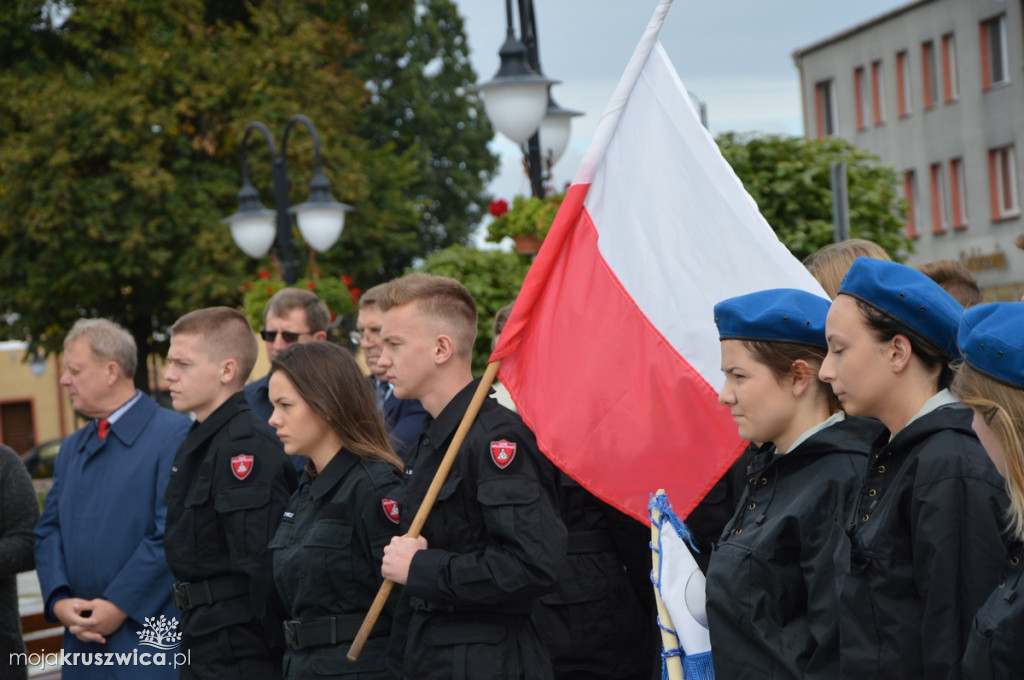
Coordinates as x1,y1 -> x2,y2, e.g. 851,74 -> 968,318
735,528 -> 743,535
862,514 -> 870,522
748,502 -> 757,510
868,489 -> 877,497
760,477 -> 768,485
877,465 -> 886,473
1012,556 -> 1021,566
999,581 -> 1007,589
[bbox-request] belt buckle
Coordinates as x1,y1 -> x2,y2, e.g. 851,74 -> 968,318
171,582 -> 191,611
283,620 -> 301,650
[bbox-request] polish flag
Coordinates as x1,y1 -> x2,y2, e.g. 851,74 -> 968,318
490,0 -> 826,524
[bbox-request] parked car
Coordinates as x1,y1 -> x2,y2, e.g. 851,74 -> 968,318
21,438 -> 62,479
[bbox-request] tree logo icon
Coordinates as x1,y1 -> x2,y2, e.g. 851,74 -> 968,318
137,615 -> 182,650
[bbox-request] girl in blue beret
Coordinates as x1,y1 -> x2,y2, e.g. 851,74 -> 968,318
952,302 -> 1024,680
819,258 -> 1007,679
706,288 -> 884,680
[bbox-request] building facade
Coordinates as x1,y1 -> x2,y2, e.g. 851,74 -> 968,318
794,0 -> 1024,300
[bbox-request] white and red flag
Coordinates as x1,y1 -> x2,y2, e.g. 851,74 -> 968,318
489,0 -> 826,525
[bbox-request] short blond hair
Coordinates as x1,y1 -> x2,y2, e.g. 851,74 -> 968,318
171,307 -> 259,383
358,282 -> 389,310
379,273 -> 477,359
804,239 -> 892,299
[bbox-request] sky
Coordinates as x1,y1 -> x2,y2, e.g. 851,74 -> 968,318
454,0 -> 910,212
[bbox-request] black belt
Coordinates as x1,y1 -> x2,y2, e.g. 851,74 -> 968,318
567,529 -> 616,554
408,595 -> 533,616
283,613 -> 391,650
172,575 -> 249,611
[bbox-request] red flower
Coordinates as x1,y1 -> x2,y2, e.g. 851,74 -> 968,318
306,281 -> 316,290
341,274 -> 353,286
258,270 -> 270,279
349,288 -> 361,303
489,199 -> 509,217
244,282 -> 252,291
266,286 -> 274,295
329,311 -> 337,324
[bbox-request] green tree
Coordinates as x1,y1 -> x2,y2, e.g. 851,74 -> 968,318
0,0 -> 497,387
346,0 -> 499,273
415,245 -> 531,375
716,133 -> 912,262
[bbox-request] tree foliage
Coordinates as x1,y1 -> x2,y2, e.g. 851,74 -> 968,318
0,0 -> 497,386
415,245 -> 531,375
716,133 -> 912,262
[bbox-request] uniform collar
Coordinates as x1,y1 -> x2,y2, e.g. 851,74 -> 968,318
310,449 -> 359,499
423,379 -> 479,446
180,391 -> 249,455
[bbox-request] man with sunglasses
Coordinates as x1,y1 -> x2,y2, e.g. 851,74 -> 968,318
244,288 -> 328,475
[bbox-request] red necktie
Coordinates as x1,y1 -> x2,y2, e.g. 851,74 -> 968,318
97,418 -> 110,440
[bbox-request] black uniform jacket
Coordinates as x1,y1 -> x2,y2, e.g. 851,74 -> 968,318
387,379 -> 567,680
270,449 -> 403,679
962,539 -> 1024,680
164,392 -> 297,640
531,472 -> 658,680
706,415 -> 880,680
837,403 -> 1008,680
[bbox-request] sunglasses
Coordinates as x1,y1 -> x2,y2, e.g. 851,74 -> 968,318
260,329 -> 311,343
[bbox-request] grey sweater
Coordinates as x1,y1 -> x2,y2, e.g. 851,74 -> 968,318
0,443 -> 39,678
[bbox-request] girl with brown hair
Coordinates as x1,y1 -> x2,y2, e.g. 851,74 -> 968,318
268,341 -> 403,679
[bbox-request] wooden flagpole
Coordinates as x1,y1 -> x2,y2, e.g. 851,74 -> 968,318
347,360 -> 502,661
651,489 -> 685,680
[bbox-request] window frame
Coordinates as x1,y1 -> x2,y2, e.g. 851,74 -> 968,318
896,50 -> 913,118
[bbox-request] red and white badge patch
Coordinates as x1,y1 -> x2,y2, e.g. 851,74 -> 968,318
490,440 -> 517,469
382,498 -> 400,524
230,454 -> 254,481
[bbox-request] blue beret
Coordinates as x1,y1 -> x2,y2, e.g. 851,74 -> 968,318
838,258 -> 964,358
958,302 -> 1024,388
714,288 -> 831,348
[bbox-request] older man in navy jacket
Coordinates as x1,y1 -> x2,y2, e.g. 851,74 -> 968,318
35,318 -> 190,679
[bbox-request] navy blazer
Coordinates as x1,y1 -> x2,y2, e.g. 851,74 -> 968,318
34,393 -> 190,678
372,378 -> 426,460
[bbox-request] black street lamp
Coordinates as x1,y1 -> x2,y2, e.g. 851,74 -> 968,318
475,0 -> 580,198
222,114 -> 352,285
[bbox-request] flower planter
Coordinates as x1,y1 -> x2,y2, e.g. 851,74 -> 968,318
512,234 -> 543,255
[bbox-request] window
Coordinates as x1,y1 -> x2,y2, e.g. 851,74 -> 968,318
854,66 -> 869,131
904,170 -> 919,238
922,41 -> 937,109
0,401 -> 35,455
988,145 -> 1019,219
950,158 -> 967,228
929,162 -> 949,233
980,15 -> 1008,89
896,50 -> 912,117
941,33 -> 959,102
814,79 -> 837,138
871,60 -> 886,125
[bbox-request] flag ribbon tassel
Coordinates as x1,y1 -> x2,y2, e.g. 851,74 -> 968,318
650,490 -> 715,680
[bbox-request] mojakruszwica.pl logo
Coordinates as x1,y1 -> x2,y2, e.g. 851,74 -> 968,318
138,614 -> 182,650
9,614 -> 190,670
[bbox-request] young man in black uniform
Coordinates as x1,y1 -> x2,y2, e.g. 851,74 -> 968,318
378,273 -> 567,680
163,307 -> 297,679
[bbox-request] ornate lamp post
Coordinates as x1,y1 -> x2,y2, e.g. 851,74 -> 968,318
222,114 -> 352,284
475,0 -> 581,198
